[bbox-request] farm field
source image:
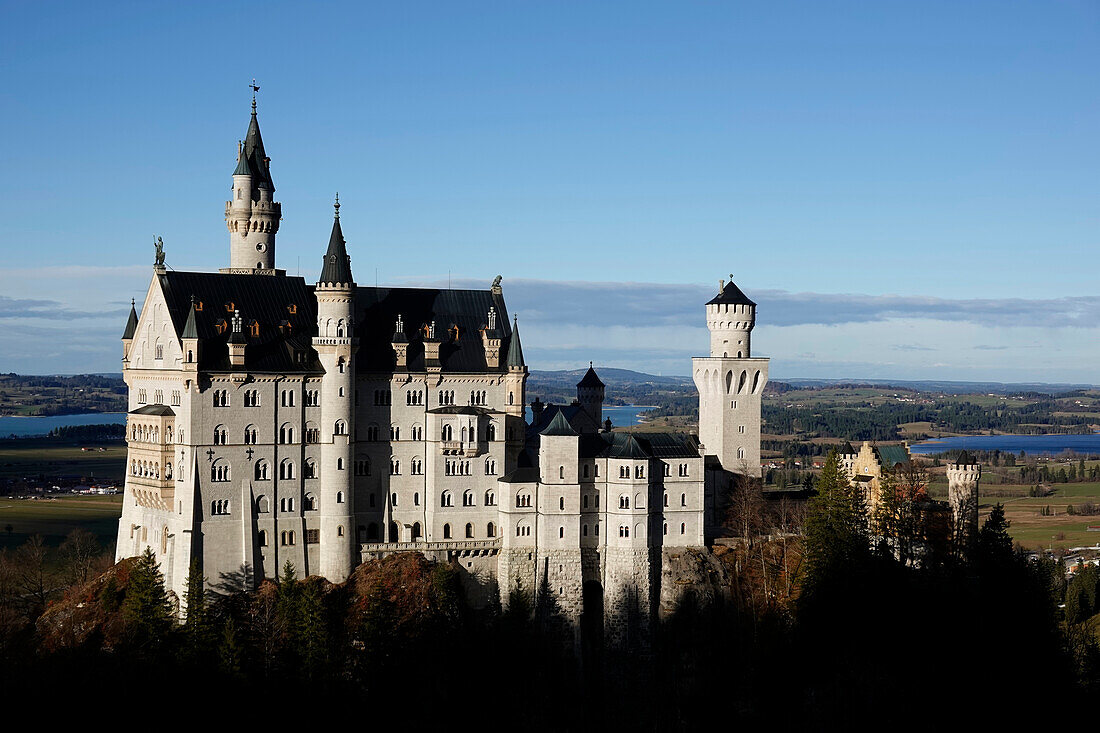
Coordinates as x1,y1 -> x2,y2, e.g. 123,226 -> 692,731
0,494 -> 122,557
0,439 -> 125,481
980,481 -> 1100,552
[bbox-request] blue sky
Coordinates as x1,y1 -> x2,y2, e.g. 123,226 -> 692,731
0,1 -> 1097,381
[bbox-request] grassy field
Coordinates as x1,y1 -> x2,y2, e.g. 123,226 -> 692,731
0,439 -> 125,482
0,494 -> 122,557
979,481 -> 1100,552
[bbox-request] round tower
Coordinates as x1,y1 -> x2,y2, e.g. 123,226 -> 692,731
312,196 -> 356,581
225,93 -> 281,272
946,451 -> 981,553
707,275 -> 756,358
576,363 -> 605,430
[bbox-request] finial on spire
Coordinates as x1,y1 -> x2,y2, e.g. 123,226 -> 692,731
131,298 -> 136,307
250,79 -> 259,113
590,361 -> 593,368
334,192 -> 340,219
729,273 -> 734,281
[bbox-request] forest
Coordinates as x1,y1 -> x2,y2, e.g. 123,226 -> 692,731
1,452 -> 1095,727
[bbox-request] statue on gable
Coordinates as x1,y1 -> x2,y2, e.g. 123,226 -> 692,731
154,236 -> 165,266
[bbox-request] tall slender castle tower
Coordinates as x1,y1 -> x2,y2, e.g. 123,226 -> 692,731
313,197 -> 357,581
946,451 -> 981,554
692,276 -> 769,477
224,92 -> 282,273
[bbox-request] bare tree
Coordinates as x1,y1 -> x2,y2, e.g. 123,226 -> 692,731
724,470 -> 766,547
59,528 -> 101,586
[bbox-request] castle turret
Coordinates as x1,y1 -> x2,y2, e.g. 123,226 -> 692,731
946,451 -> 981,555
224,92 -> 282,273
312,196 -> 356,581
181,295 -> 200,372
537,411 -> 583,622
692,275 -> 769,479
122,299 -> 138,363
504,316 -> 528,469
576,363 -> 605,430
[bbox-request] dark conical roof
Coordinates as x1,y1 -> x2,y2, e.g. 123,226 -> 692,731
706,278 -> 756,307
577,364 -> 604,389
541,409 -> 578,437
840,441 -> 856,455
506,318 -> 525,368
318,202 -> 354,286
181,297 -> 198,339
242,107 -> 273,190
122,300 -> 138,339
233,142 -> 254,176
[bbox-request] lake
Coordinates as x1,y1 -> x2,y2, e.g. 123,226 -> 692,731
0,413 -> 127,438
524,404 -> 654,428
910,433 -> 1100,457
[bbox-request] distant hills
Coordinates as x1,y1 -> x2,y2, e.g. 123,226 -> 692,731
774,378 -> 1094,395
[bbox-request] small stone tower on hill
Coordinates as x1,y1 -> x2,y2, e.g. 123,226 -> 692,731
576,363 -> 605,430
947,451 -> 981,554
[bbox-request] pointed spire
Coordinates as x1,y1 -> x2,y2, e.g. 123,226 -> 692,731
182,295 -> 199,339
318,195 -> 354,286
241,87 -> 273,190
506,316 -> 525,368
122,298 -> 138,339
233,139 -> 254,176
577,363 -> 604,388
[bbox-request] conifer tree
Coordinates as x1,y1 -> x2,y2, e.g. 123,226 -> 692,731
121,548 -> 174,654
802,449 -> 869,594
183,559 -> 213,657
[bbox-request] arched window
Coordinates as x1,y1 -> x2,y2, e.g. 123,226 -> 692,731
255,461 -> 269,481
463,490 -> 474,507
559,466 -> 564,479
681,493 -> 687,507
256,495 -> 269,513
334,420 -> 347,435
441,424 -> 452,441
304,459 -> 316,479
243,425 -> 257,444
337,491 -> 344,503
465,523 -> 473,539
411,522 -> 422,540
414,492 -> 420,506
213,425 -> 227,445
304,494 -> 317,511
487,522 -> 495,537
484,490 -> 495,506
559,526 -> 564,539
443,523 -> 452,539
279,424 -> 294,444
487,423 -> 496,441
559,496 -> 565,511
441,491 -> 453,507
681,522 -> 686,535
211,460 -> 230,482
619,495 -> 629,509
258,529 -> 268,547
279,460 -> 295,480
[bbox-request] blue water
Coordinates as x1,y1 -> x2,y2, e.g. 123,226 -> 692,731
524,404 -> 653,428
0,413 -> 127,438
911,433 -> 1100,456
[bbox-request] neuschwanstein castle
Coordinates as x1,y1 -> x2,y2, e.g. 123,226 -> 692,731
115,98 -> 769,630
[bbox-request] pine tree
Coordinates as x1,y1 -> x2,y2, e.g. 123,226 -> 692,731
183,558 -> 212,658
121,548 -> 174,655
802,449 -> 869,594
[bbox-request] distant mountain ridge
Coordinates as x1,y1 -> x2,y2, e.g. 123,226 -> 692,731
528,368 -> 693,386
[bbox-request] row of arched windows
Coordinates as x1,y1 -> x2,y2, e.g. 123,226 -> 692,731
131,459 -> 171,480
130,423 -> 171,444
441,522 -> 494,539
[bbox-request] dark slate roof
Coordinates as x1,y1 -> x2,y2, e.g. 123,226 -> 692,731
541,410 -> 579,437
130,404 -> 175,416
122,300 -> 138,339
353,286 -> 513,374
840,441 -> 856,455
706,279 -> 756,307
577,365 -> 604,388
574,431 -> 700,460
232,145 -> 254,176
428,405 -> 497,416
181,298 -> 198,339
242,109 -> 273,190
318,209 -> 354,286
158,271 -> 321,373
610,433 -> 648,459
853,474 -> 875,483
954,451 -> 976,466
875,445 -> 911,468
526,403 -> 600,440
506,319 -> 525,368
499,466 -> 540,484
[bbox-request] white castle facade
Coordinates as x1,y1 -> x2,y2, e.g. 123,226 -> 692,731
115,100 -> 768,632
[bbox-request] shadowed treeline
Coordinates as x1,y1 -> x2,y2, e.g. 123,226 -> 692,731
1,459 -> 1096,728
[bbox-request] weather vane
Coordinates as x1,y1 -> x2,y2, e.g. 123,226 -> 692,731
250,79 -> 260,111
